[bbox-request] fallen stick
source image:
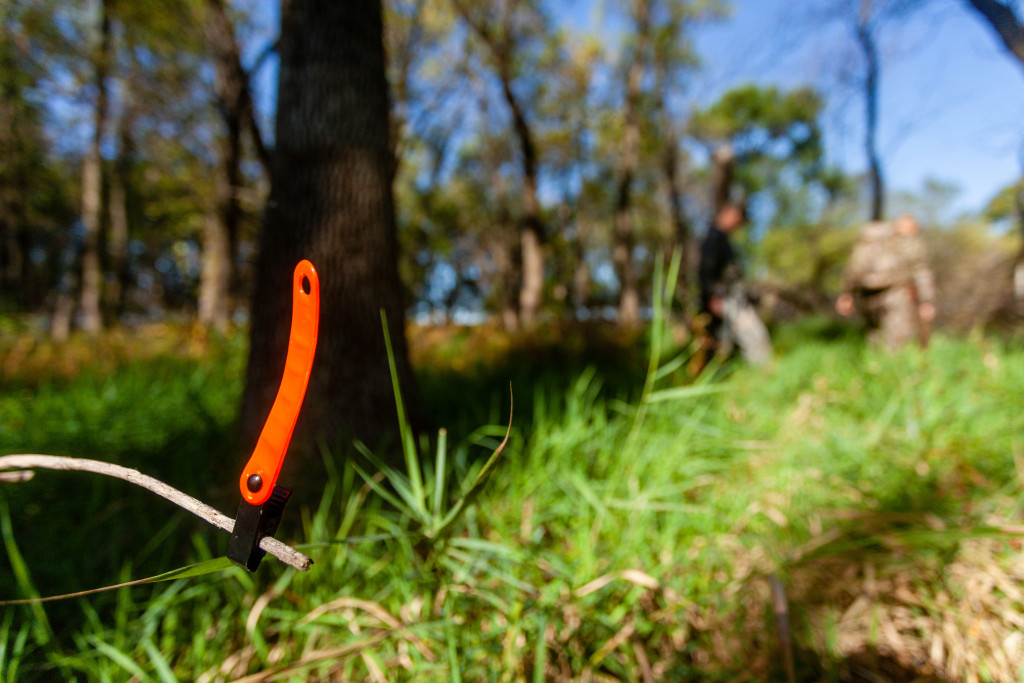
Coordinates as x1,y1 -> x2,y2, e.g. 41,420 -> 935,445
0,454 -> 311,571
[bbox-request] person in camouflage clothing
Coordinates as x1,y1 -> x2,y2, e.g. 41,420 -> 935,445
836,214 -> 936,350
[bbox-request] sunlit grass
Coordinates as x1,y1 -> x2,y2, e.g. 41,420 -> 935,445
1,318 -> 1022,680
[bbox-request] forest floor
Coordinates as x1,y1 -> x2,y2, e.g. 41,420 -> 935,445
1,317 -> 1022,681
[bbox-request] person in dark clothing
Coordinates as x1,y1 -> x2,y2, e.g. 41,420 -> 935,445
698,204 -> 744,342
694,204 -> 770,369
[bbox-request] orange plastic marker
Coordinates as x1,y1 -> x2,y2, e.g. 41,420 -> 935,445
238,259 -> 320,505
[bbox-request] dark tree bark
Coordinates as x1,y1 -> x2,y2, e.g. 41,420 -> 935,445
856,0 -> 885,221
965,0 -> 1024,69
240,0 -> 415,467
0,44 -> 32,308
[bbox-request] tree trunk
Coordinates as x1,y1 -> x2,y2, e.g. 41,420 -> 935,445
197,207 -> 231,331
203,0 -> 270,176
199,0 -> 266,331
857,0 -> 885,221
490,168 -> 519,331
79,0 -> 112,336
498,71 -> 544,328
572,215 -> 591,319
240,0 -> 415,468
0,36 -> 45,310
613,0 -> 649,328
493,238 -> 519,332
197,114 -> 239,332
107,91 -> 134,320
654,63 -> 691,313
454,1 -> 545,328
0,164 -> 28,309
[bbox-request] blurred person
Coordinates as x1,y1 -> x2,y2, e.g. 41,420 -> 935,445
836,214 -> 936,350
694,204 -> 771,370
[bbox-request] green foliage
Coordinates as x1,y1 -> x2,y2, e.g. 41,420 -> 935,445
2,323 -> 1024,680
983,178 -> 1023,226
0,330 -> 246,650
757,220 -> 858,292
690,83 -> 824,181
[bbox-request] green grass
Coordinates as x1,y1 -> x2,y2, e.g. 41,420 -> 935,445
0,320 -> 1022,680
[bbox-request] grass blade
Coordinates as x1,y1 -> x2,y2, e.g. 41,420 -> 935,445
0,500 -> 52,643
0,557 -> 234,606
433,428 -> 448,522
381,309 -> 426,516
144,639 -> 178,683
89,637 -> 149,680
433,393 -> 512,540
533,615 -> 548,683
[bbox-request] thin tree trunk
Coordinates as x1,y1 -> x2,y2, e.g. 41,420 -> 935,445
613,0 -> 649,328
454,0 -> 545,328
573,216 -> 591,319
0,176 -> 28,308
199,0 -> 265,330
499,71 -> 544,328
197,208 -> 231,331
107,92 -> 134,319
654,63 -> 691,313
241,0 -> 415,466
79,0 -> 111,336
203,0 -> 269,176
857,0 -> 885,221
491,169 -> 519,331
197,114 -> 239,331
494,239 -> 519,332
107,168 -> 128,318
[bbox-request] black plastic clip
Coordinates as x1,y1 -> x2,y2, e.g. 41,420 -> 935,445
227,486 -> 292,572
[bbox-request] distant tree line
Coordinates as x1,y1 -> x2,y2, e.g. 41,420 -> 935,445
1,0 -> 1022,339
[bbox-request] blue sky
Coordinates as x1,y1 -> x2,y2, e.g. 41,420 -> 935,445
238,0 -> 1022,216
555,0 -> 1024,215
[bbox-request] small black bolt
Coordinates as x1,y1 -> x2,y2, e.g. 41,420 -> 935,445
247,474 -> 263,492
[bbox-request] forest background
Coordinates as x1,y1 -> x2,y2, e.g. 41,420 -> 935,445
3,0 -> 1023,341
2,0 -> 1024,680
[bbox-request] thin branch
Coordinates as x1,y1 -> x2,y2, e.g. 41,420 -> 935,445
0,454 -> 311,571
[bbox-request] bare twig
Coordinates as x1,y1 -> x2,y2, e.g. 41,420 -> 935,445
0,454 -> 311,571
769,574 -> 797,683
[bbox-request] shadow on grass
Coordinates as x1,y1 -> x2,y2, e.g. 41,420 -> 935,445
410,321 -> 652,435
